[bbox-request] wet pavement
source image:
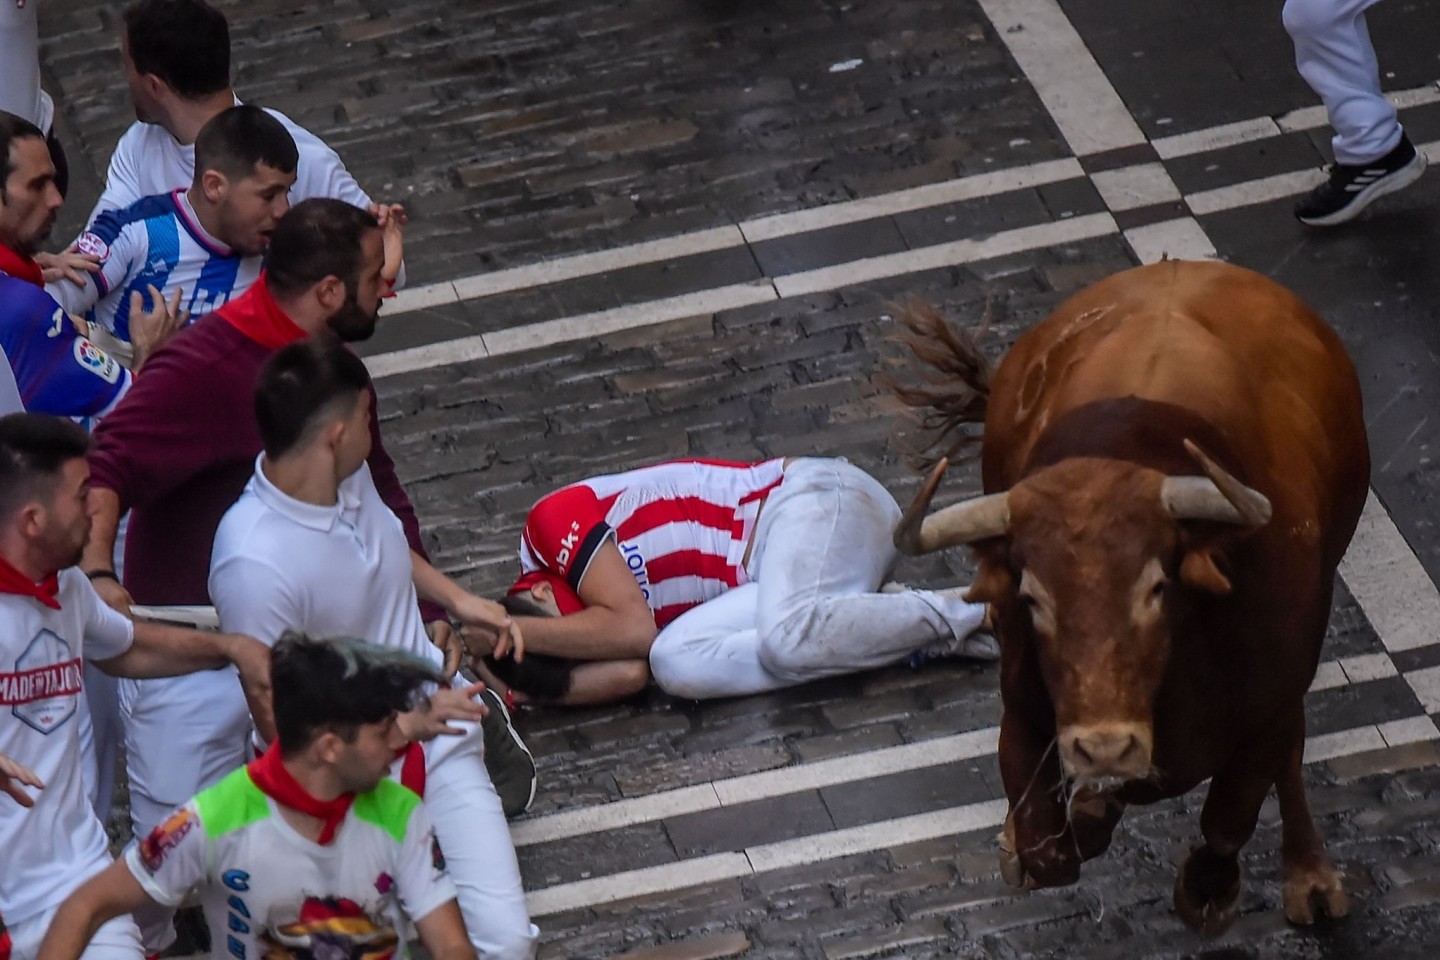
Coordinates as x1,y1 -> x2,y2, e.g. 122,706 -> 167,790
34,0 -> 1440,956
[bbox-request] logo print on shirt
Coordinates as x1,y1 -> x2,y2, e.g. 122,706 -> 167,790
139,807 -> 198,873
74,232 -> 110,261
263,896 -> 398,960
7,630 -> 81,734
620,542 -> 651,603
555,520 -> 581,574
72,339 -> 122,384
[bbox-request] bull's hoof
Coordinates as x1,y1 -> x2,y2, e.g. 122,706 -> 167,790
998,813 -> 1081,889
1069,789 -> 1124,861
1283,862 -> 1349,925
998,823 -> 1026,888
1174,846 -> 1242,937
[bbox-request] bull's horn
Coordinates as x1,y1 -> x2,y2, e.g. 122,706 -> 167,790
1160,440 -> 1271,527
896,463 -> 1011,554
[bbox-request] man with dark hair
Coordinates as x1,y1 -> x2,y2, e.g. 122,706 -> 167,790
49,105 -> 300,348
0,412 -> 271,960
88,0 -> 406,285
37,634 -> 476,960
207,340 -> 537,960
0,111 -> 176,419
77,198 -> 525,956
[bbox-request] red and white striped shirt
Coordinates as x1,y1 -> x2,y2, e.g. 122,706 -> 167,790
518,459 -> 786,627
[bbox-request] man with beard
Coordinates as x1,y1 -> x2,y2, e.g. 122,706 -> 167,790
79,199 -> 529,956
0,413 -> 271,960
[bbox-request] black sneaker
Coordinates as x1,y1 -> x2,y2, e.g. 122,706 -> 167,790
479,686 -> 537,818
1295,134 -> 1427,226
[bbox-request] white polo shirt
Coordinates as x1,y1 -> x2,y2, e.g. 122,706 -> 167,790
209,458 -> 440,670
0,569 -> 134,924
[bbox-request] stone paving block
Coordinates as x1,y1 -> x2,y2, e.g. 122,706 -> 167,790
665,790 -> 836,859
615,743 -> 792,798
608,931 -> 752,960
1328,741 -> 1440,781
794,725 -> 905,764
841,864 -> 956,905
821,690 -> 928,731
820,759 -> 993,830
518,820 -> 677,889
820,916 -> 952,959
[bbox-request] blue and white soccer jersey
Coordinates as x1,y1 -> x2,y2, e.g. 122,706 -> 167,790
0,275 -> 130,421
50,190 -> 259,343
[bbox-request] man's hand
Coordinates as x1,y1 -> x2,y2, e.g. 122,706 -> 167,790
452,593 -> 523,662
425,620 -> 463,678
220,634 -> 275,744
0,752 -> 43,808
129,284 -> 189,372
397,682 -> 487,742
368,202 -> 407,285
35,250 -> 100,287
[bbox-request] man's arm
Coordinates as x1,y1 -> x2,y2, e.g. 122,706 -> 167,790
411,552 -> 521,662
413,901 -> 477,960
35,859 -> 154,960
81,488 -> 129,611
495,541 -> 657,660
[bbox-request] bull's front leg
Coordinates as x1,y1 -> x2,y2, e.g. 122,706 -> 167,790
997,710 -> 1081,888
1276,726 -> 1349,924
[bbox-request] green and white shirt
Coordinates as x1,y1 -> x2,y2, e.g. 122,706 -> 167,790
125,768 -> 455,960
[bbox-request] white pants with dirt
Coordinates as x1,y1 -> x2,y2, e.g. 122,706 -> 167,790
648,458 -> 988,699
8,904 -> 141,960
1282,0 -> 1400,164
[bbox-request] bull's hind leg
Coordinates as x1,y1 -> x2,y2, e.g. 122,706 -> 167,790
1277,733 -> 1349,923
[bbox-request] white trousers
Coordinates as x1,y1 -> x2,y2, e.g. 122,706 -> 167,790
9,903 -> 141,960
121,674 -> 536,959
1283,0 -> 1400,164
78,665 -> 121,820
648,458 -> 988,699
0,1 -> 48,132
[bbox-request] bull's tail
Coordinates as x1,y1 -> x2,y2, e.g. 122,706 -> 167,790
883,299 -> 993,469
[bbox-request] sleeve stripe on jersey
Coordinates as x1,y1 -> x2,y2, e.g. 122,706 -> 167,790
568,522 -> 614,591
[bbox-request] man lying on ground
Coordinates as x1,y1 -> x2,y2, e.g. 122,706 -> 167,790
36,633 -> 475,960
472,456 -> 997,706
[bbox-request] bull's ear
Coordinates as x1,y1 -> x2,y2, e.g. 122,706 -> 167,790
965,549 -> 1014,604
1180,548 -> 1231,594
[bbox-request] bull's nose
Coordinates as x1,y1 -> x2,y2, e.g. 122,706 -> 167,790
1059,722 -> 1153,782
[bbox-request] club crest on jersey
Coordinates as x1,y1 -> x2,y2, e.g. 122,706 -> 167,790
7,630 -> 82,734
73,338 -> 122,384
139,807 -> 198,873
73,232 -> 110,261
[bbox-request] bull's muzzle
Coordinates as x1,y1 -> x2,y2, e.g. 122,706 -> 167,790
1058,721 -> 1154,787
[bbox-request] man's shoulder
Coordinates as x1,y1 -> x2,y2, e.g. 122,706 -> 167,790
0,273 -> 58,315
143,313 -> 264,376
351,778 -> 423,844
261,107 -> 341,159
194,766 -> 269,838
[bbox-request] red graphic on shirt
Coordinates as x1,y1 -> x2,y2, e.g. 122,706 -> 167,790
260,896 -> 398,960
1,909 -> 12,960
0,658 -> 83,706
138,808 -> 197,873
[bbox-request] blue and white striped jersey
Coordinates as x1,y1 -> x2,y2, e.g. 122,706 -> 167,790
48,190 -> 261,343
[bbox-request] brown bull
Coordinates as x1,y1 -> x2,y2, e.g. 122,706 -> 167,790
893,260 -> 1368,934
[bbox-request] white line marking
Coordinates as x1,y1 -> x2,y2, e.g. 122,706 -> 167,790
1089,163 -> 1182,211
737,158 -> 1086,243
1310,660 -> 1348,693
744,798 -> 1011,874
510,784 -> 721,848
1406,665 -> 1440,714
524,852 -> 751,917
1121,217 -> 1216,264
974,0 -> 1145,156
1339,652 -> 1399,685
1153,118 -> 1283,160
524,719 -> 1436,915
385,280 -> 459,314
1185,167 -> 1328,216
1339,491 -> 1440,654
1276,84 -> 1440,134
771,213 -> 1118,299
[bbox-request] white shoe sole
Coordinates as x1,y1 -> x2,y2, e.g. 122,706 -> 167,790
1299,150 -> 1428,226
482,687 -> 538,815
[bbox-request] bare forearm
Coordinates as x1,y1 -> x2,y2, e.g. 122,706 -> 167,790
36,895 -> 114,960
411,551 -> 466,611
97,623 -> 239,678
82,487 -> 121,573
515,608 -> 656,660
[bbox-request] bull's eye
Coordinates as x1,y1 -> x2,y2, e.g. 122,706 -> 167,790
1150,580 -> 1166,601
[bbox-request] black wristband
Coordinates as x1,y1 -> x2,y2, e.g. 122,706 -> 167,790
86,569 -> 120,583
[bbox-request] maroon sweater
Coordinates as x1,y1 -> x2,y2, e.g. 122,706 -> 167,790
88,312 -> 443,620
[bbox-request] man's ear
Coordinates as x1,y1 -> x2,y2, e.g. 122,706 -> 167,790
530,580 -> 554,604
199,169 -> 228,204
16,502 -> 45,540
314,275 -> 346,313
312,731 -> 345,765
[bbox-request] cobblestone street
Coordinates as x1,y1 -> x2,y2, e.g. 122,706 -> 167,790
34,0 -> 1440,956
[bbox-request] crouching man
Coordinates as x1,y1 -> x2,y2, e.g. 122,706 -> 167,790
0,413 -> 270,960
36,633 -> 475,960
478,456 -> 997,706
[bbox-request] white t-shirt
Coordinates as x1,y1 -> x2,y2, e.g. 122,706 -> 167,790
125,767 -> 455,960
0,569 -> 134,923
86,105 -> 372,228
210,458 -> 439,670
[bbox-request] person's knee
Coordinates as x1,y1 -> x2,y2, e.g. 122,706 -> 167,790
648,641 -> 704,698
1281,0 -> 1335,42
757,610 -> 822,683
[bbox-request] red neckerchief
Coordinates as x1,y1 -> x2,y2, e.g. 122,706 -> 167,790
247,743 -> 355,845
219,273 -> 306,350
0,556 -> 60,610
0,242 -> 44,287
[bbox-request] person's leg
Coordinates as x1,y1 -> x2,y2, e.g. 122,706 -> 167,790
121,672 -> 250,953
423,724 -> 539,960
78,665 -> 120,821
648,582 -> 790,699
0,2 -> 45,129
751,459 -> 988,684
1282,0 -> 1397,164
